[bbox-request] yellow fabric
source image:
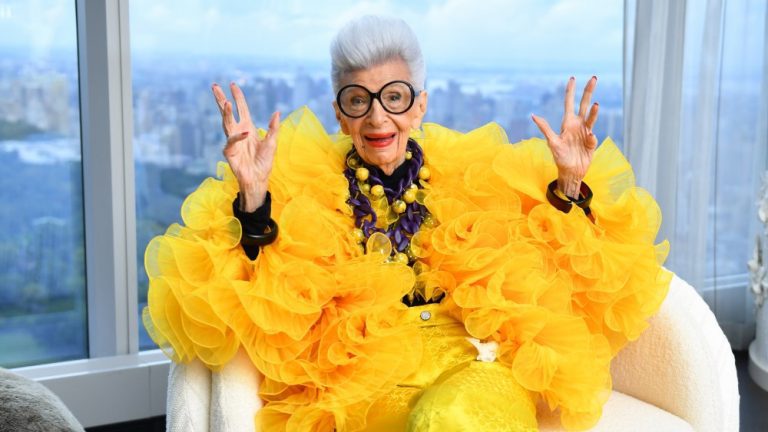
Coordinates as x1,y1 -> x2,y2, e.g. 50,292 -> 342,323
143,107 -> 672,431
364,303 -> 537,432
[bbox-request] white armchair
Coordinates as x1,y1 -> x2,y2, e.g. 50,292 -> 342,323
166,274 -> 740,432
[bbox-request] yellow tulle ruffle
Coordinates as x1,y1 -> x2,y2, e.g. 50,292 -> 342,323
143,107 -> 671,431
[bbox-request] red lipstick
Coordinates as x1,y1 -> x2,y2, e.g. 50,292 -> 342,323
364,132 -> 396,148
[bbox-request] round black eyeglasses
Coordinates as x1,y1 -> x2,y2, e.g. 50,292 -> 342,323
336,80 -> 419,119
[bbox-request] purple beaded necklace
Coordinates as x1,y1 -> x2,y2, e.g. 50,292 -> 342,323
344,139 -> 430,259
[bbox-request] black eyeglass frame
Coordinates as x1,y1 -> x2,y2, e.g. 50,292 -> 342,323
335,80 -> 420,119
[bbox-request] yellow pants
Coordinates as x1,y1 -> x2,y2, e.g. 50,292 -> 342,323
364,303 -> 538,432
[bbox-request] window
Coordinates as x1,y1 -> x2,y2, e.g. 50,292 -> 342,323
704,0 -> 766,339
130,1 -> 625,349
623,0 -> 768,347
0,0 -> 626,427
0,0 -> 87,367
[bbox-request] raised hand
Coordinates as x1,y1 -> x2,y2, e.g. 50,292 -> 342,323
531,76 -> 599,198
212,82 -> 280,212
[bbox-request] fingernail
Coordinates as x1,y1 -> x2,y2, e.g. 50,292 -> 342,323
592,75 -> 597,81
569,76 -> 575,81
595,102 -> 599,106
242,131 -> 249,136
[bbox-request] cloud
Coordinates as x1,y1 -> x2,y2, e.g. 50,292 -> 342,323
127,0 -> 621,71
0,0 -> 77,55
418,0 -> 622,67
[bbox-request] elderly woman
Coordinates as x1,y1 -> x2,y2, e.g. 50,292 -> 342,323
143,15 -> 670,432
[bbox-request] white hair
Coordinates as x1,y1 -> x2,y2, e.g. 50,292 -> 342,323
330,15 -> 426,93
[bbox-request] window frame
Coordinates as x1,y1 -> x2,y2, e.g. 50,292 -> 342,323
77,0 -> 137,360
11,1 -> 169,427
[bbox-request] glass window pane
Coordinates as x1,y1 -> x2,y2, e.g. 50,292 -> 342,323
130,0 -> 623,349
711,0 -> 766,323
0,0 -> 87,367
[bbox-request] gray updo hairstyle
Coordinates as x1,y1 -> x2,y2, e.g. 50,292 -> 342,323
330,15 -> 426,93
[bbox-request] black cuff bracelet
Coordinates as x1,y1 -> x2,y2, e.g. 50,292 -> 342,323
241,218 -> 279,247
546,180 -> 593,216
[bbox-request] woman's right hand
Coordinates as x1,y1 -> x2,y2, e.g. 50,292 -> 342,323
212,82 -> 280,212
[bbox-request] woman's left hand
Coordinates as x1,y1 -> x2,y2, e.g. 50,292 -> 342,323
531,76 -> 599,198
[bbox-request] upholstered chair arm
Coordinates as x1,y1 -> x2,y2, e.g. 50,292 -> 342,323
166,358 -> 211,432
167,349 -> 263,432
610,274 -> 740,432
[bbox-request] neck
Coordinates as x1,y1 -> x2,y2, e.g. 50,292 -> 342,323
376,155 -> 406,176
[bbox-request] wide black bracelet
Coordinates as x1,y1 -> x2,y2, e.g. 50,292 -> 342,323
546,180 -> 593,216
240,218 -> 279,247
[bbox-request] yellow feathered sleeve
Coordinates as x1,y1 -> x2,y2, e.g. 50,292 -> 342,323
143,108 -> 424,432
415,121 -> 672,430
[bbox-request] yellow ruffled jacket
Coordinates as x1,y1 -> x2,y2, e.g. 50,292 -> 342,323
144,108 -> 671,431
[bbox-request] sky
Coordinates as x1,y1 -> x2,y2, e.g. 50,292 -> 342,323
0,0 -> 624,71
129,0 -> 624,69
0,0 -> 76,57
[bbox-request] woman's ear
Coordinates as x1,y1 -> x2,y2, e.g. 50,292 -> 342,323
411,91 -> 428,129
332,101 -> 350,134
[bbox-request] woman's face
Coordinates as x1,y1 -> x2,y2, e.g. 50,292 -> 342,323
333,59 -> 428,174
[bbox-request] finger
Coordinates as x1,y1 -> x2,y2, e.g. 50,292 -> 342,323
586,131 -> 598,150
222,100 -> 236,135
230,82 -> 252,123
585,102 -> 599,129
578,76 -> 597,118
223,130 -> 249,153
564,76 -> 575,115
212,83 -> 228,113
265,111 -> 281,149
531,114 -> 558,143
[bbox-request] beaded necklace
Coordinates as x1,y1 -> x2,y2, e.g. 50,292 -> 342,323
344,139 -> 434,264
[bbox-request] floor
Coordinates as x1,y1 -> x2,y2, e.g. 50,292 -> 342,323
86,416 -> 164,432
85,351 -> 768,432
736,349 -> 768,432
